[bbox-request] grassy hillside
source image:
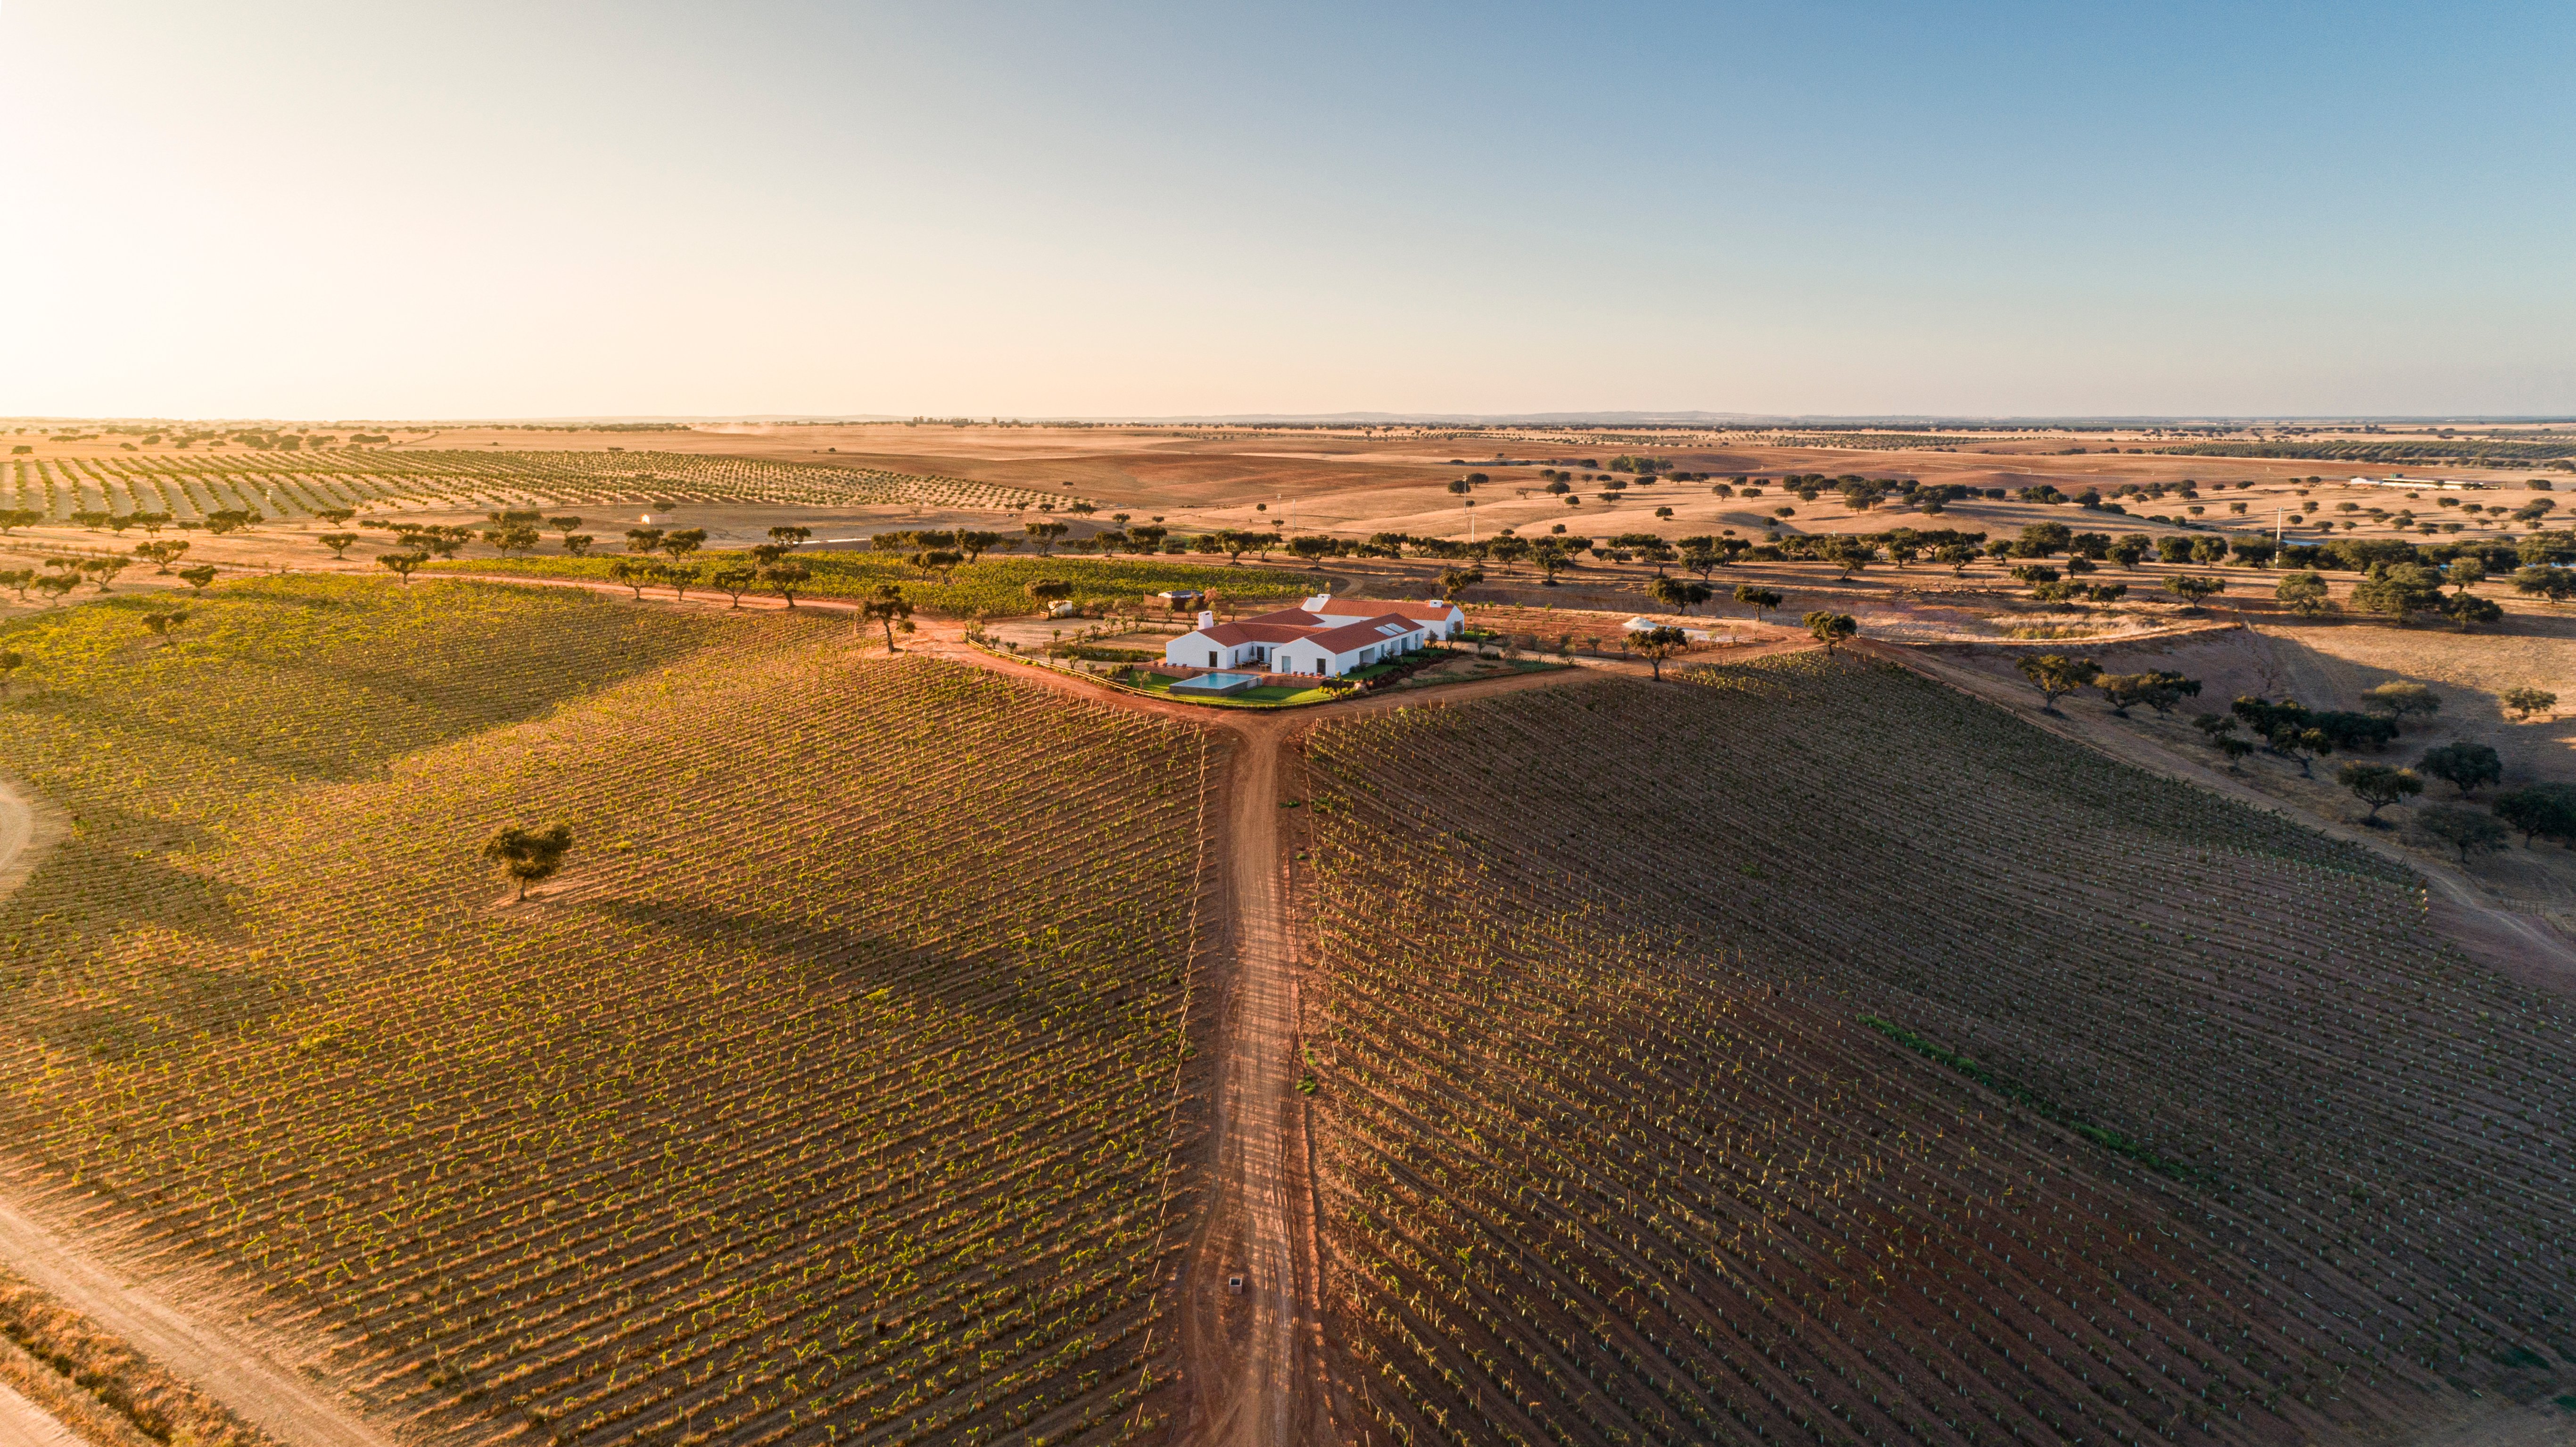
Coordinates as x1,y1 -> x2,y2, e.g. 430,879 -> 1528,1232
429,552 -> 1309,617
1298,654 -> 2572,1445
0,577 -> 1213,1446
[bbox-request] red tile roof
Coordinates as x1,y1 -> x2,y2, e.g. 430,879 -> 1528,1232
1300,614 -> 1429,652
1194,621 -> 1318,645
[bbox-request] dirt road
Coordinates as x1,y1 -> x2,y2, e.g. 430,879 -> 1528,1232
0,1385 -> 76,1447
928,629 -> 1593,1444
0,1194 -> 393,1447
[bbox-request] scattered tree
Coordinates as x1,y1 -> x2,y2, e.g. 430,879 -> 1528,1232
606,555 -> 662,600
1629,625 -> 1690,681
2410,804 -> 2507,866
624,527 -> 666,554
1439,566 -> 1485,598
561,534 -> 595,557
2097,670 -> 2200,716
376,552 -> 428,587
316,532 -> 360,559
1734,585 -> 1783,621
760,559 -> 811,607
1803,611 -> 1857,654
2274,571 -> 2335,617
860,584 -> 916,651
2016,654 -> 2102,714
2502,685 -> 2557,720
2417,740 -> 2502,797
2492,783 -> 2576,847
709,564 -> 757,608
2359,682 -> 2442,729
2350,562 -> 2446,623
177,565 -> 219,592
482,822 -> 575,902
2338,762 -> 2422,822
768,525 -> 813,547
0,650 -> 20,694
2167,575 -> 2227,609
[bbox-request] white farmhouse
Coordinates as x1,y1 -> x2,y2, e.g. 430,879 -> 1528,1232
1161,594 -> 1465,678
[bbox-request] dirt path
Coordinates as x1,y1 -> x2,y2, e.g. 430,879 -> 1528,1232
0,777 -> 66,906
0,1195 -> 394,1447
923,628 -> 1592,1444
0,1385 -> 77,1447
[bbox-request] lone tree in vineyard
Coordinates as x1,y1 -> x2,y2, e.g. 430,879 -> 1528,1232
375,552 -> 428,588
1629,625 -> 1690,681
768,525 -> 812,547
1803,611 -> 1857,653
2017,654 -> 2102,715
861,584 -> 915,651
2339,762 -> 2423,822
178,565 -> 218,592
1025,578 -> 1073,612
0,650 -> 19,695
483,822 -> 575,902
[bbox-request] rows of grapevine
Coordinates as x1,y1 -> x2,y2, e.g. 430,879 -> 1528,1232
1295,655 -> 2570,1446
0,577 -> 1210,1447
432,553 -> 1307,617
2,450 -> 1075,522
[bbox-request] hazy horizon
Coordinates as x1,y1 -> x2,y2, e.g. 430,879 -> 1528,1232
7,0 -> 2571,419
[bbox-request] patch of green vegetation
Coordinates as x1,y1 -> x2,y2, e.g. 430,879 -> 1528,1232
1861,1016 -> 2192,1179
430,553 -> 1303,616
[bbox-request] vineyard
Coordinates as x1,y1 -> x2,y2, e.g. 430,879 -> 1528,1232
432,553 -> 1309,617
0,577 -> 1213,1446
0,449 -> 1074,521
2155,440 -> 2576,465
1297,654 -> 2571,1445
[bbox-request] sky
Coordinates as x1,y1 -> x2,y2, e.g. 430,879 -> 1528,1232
3,0 -> 2571,420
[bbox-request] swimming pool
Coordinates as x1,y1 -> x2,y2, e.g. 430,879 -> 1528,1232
1171,671 -> 1261,695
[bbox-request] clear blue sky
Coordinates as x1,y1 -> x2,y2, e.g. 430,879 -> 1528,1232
4,1 -> 2569,418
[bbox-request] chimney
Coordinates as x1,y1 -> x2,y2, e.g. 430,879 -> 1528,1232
1197,609 -> 1215,629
